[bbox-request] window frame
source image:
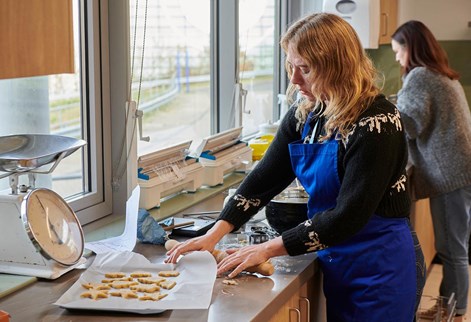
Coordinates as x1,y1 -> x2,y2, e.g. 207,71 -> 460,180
215,0 -> 239,132
72,0 -> 112,225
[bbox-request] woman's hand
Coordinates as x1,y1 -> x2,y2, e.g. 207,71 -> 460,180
217,237 -> 287,278
165,233 -> 220,264
165,220 -> 233,264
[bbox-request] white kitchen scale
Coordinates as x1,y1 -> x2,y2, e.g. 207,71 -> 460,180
0,134 -> 87,279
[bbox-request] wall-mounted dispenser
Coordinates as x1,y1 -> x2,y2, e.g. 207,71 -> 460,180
322,0 -> 380,49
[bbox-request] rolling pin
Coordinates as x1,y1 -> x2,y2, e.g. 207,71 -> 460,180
165,239 -> 274,276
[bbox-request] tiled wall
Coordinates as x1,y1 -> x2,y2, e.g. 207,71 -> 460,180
367,41 -> 471,105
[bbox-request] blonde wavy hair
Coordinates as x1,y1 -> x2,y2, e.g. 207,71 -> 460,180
281,13 -> 381,141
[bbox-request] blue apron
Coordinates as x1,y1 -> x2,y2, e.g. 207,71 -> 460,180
288,113 -> 417,321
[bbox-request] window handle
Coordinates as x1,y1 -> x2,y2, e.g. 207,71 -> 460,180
136,109 -> 150,142
131,101 -> 150,142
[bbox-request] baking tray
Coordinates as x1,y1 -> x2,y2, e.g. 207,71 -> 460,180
55,251 -> 216,314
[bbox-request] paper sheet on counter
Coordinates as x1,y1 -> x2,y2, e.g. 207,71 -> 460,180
85,186 -> 140,254
55,251 -> 217,313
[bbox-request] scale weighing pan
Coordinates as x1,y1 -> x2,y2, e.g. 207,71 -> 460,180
0,134 -> 87,279
0,134 -> 86,173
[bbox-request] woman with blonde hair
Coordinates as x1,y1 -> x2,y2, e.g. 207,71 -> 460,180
168,13 -> 425,321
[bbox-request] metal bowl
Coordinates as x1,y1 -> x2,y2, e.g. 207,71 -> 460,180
265,186 -> 309,234
270,186 -> 309,204
0,134 -> 86,173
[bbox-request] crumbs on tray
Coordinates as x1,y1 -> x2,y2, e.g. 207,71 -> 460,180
222,279 -> 239,285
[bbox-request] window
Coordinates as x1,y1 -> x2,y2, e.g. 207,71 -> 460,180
131,0 -> 279,157
130,0 -> 212,156
0,0 -> 111,224
239,0 -> 276,136
0,0 -> 282,225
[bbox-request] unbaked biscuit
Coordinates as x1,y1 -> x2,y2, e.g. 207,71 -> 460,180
130,271 -> 152,278
109,290 -> 139,299
108,280 -> 139,289
101,277 -> 134,283
137,277 -> 166,285
158,270 -> 179,277
104,272 -> 127,278
139,293 -> 168,301
159,280 -> 176,290
130,284 -> 160,293
80,289 -> 109,300
81,282 -> 111,290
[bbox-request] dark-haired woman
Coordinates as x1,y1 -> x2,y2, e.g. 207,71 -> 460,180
392,20 -> 471,320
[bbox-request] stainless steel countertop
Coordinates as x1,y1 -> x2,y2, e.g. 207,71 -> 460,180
0,244 -> 317,321
0,191 -> 320,321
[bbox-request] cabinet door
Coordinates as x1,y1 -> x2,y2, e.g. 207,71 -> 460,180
267,282 -> 307,322
268,287 -> 302,322
410,198 -> 436,271
379,0 -> 398,44
0,0 -> 74,79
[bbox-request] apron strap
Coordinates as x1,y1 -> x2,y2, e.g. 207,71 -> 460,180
309,120 -> 320,144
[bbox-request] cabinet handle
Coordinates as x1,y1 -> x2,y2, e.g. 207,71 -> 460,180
381,13 -> 389,37
300,297 -> 311,322
289,307 -> 301,322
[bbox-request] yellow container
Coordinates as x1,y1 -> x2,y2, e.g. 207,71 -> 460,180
249,135 -> 274,161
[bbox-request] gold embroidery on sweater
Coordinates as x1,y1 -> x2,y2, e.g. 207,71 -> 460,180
358,110 -> 402,134
233,194 -> 261,211
305,231 -> 327,252
391,174 -> 407,193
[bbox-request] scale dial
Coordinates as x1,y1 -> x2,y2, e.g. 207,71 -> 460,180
21,188 -> 84,266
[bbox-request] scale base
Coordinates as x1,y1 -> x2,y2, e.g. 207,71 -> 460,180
0,257 -> 86,279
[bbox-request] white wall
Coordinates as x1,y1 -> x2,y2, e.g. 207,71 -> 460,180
398,0 -> 471,40
308,0 -> 471,40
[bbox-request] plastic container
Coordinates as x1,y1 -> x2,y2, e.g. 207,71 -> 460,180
248,120 -> 279,161
249,135 -> 273,161
199,144 -> 253,186
258,122 -> 278,136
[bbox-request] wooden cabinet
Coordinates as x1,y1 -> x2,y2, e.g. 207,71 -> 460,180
268,274 -> 326,322
0,0 -> 74,79
410,198 -> 436,272
379,0 -> 398,44
268,282 -> 310,322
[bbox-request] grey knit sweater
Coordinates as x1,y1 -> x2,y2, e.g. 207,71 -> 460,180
397,67 -> 471,199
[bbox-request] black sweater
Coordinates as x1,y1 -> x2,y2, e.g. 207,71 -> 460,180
218,95 -> 411,256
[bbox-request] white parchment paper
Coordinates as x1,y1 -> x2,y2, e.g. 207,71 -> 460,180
84,186 -> 140,254
54,251 -> 217,314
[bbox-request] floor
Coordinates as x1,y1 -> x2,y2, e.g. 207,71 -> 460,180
419,264 -> 471,321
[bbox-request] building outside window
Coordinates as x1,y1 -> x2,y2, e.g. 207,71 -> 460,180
130,0 -> 277,157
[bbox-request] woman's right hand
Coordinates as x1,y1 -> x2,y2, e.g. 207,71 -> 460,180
164,220 -> 234,264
